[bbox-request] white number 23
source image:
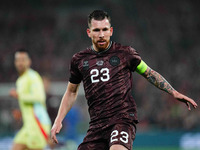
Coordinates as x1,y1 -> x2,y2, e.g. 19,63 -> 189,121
110,130 -> 129,144
90,68 -> 110,83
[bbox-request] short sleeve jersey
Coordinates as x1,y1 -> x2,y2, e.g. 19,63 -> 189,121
16,69 -> 51,127
69,42 -> 141,129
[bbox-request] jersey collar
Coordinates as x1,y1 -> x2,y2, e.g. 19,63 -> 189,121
91,41 -> 112,54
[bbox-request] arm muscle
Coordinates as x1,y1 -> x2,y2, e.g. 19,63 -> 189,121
54,82 -> 80,124
142,67 -> 175,95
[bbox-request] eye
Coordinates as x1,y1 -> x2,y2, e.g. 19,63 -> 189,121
93,28 -> 100,32
103,28 -> 109,31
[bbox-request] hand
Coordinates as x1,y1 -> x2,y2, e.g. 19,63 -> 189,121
173,91 -> 198,110
51,122 -> 62,144
47,137 -> 56,149
9,88 -> 18,99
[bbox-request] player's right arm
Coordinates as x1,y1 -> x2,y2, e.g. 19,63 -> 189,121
51,82 -> 80,144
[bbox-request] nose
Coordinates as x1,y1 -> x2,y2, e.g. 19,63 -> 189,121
99,30 -> 104,38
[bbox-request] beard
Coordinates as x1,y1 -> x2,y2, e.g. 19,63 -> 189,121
16,65 -> 27,75
93,39 -> 110,52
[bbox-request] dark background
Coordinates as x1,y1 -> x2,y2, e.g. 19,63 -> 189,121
0,0 -> 199,149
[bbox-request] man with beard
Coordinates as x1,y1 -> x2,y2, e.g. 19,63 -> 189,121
51,10 -> 197,150
10,49 -> 51,150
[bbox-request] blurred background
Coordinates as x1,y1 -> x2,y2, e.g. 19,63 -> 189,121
0,0 -> 200,149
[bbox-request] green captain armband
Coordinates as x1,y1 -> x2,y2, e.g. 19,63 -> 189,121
136,60 -> 148,74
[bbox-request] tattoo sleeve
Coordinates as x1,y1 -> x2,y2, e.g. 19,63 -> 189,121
142,67 -> 175,95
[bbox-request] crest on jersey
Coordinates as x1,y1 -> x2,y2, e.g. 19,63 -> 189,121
109,56 -> 120,66
96,60 -> 104,66
83,60 -> 89,70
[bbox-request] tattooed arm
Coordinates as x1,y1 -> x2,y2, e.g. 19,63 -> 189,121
142,67 -> 175,95
140,66 -> 198,110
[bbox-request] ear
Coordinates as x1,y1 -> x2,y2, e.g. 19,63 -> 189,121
110,27 -> 113,36
86,28 -> 91,38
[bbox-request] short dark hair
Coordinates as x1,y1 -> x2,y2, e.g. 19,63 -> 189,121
88,10 -> 111,28
15,48 -> 30,58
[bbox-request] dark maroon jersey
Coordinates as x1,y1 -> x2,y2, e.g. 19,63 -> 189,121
69,41 -> 141,129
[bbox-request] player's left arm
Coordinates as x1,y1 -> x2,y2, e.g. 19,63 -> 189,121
136,60 -> 198,110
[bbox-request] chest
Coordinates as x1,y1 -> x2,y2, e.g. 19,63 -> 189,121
78,52 -> 128,83
16,77 -> 30,94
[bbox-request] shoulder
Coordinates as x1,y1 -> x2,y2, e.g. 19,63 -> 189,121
112,42 -> 137,54
71,47 -> 91,63
27,69 -> 42,81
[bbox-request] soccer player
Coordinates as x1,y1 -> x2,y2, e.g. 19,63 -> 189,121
10,49 -> 51,150
51,10 -> 198,150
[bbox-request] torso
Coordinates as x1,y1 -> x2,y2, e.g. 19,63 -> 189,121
70,42 -> 141,128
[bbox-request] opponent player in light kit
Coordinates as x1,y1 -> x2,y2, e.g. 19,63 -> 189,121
51,10 -> 198,150
10,49 -> 51,150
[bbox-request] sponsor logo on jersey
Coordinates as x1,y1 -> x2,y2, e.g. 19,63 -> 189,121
109,56 -> 120,66
96,60 -> 104,66
83,60 -> 89,70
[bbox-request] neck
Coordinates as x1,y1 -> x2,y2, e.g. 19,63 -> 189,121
18,69 -> 28,76
92,41 -> 112,53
